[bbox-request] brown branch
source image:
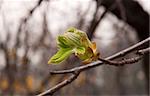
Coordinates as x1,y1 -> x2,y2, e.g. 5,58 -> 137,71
98,56 -> 142,66
137,47 -> 150,55
37,71 -> 80,96
0,11 -> 16,94
15,0 -> 45,48
99,48 -> 150,66
38,37 -> 150,96
87,0 -> 117,39
115,0 -> 127,21
101,0 -> 149,41
33,3 -> 50,49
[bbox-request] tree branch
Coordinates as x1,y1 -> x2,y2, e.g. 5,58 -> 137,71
15,0 -> 45,48
98,56 -> 142,66
87,0 -> 116,39
37,71 -> 80,96
38,37 -> 150,96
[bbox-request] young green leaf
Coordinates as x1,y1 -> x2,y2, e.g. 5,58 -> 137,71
48,27 -> 100,64
57,36 -> 71,48
48,48 -> 73,64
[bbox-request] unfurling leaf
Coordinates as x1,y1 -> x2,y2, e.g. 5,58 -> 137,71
48,48 -> 73,64
48,27 -> 99,64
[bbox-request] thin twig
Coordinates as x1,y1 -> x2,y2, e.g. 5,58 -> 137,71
115,0 -> 127,21
98,56 -> 142,66
137,47 -> 150,55
37,71 -> 80,96
87,0 -> 116,39
15,0 -> 45,48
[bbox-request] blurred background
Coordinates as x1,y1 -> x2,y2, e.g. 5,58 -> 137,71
0,0 -> 149,95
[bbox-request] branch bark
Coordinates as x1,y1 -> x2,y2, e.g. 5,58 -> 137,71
37,71 -> 80,96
